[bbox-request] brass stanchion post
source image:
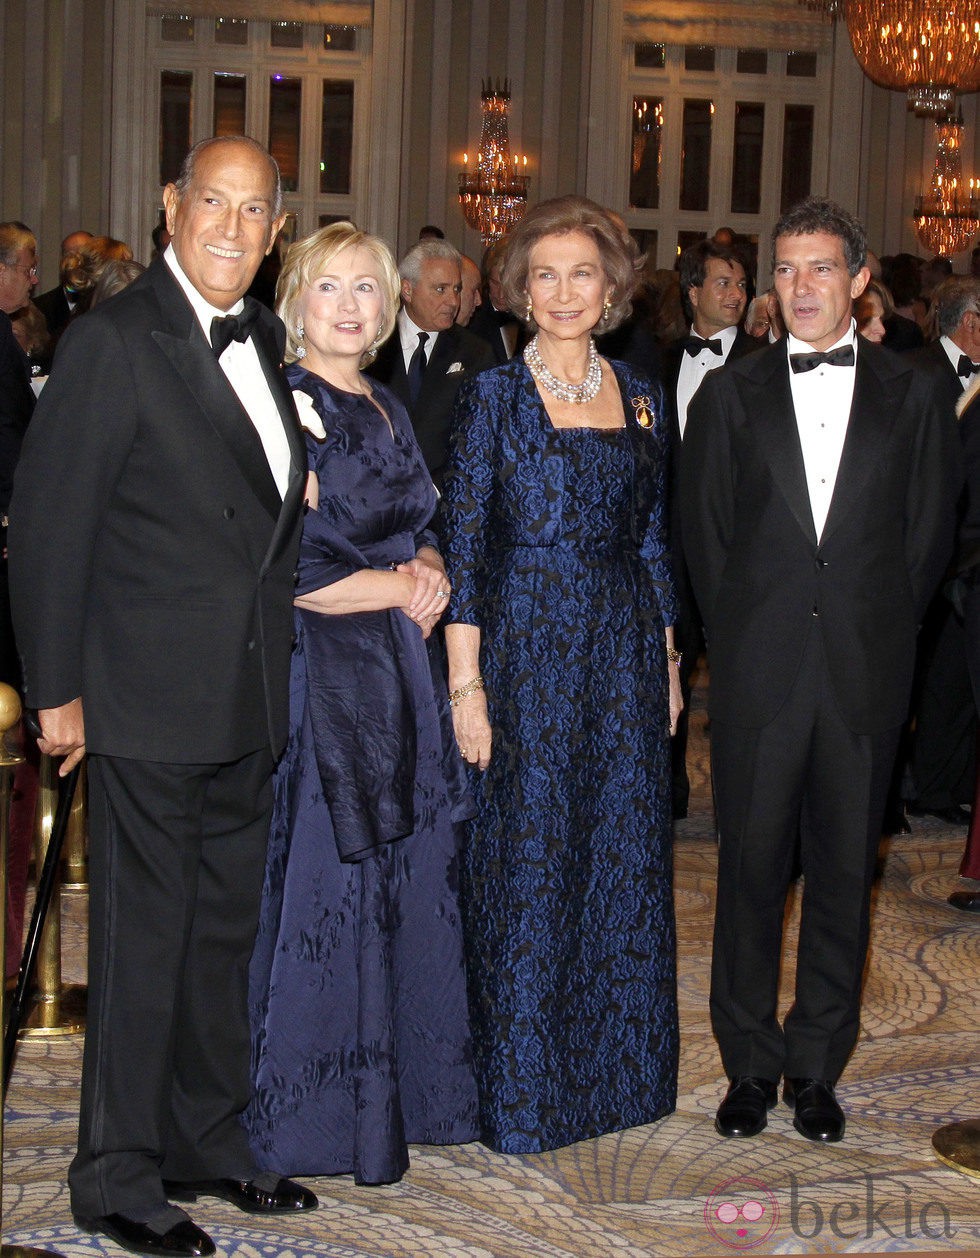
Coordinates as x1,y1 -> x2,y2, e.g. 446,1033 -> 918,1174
18,755 -> 84,1039
59,766 -> 86,891
0,684 -> 65,1256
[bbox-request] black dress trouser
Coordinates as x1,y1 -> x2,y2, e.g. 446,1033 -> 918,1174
709,626 -> 901,1084
69,748 -> 273,1219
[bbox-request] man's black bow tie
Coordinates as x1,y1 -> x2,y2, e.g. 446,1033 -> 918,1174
789,344 -> 855,374
684,335 -> 723,357
958,354 -> 980,379
210,298 -> 261,356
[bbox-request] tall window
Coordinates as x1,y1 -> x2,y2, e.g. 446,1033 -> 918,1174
150,17 -> 370,245
626,44 -> 827,274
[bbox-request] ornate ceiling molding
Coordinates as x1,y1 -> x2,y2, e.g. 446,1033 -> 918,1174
146,1 -> 371,24
624,0 -> 833,52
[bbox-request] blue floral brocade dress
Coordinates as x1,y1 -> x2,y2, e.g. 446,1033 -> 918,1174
440,358 -> 679,1154
244,367 -> 479,1185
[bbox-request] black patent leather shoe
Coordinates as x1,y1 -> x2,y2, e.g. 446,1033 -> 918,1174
783,1078 -> 845,1142
948,890 -> 980,913
714,1076 -> 778,1138
164,1175 -> 318,1214
74,1210 -> 215,1257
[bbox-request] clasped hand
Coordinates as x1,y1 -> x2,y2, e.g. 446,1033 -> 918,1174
396,546 -> 450,639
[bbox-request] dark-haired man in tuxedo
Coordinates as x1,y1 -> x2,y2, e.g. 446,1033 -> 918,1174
10,135 -> 316,1258
681,198 -> 958,1146
664,240 -> 757,819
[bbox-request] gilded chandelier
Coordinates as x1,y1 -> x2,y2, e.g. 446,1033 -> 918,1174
913,116 -> 980,255
458,80 -> 530,246
799,0 -> 980,116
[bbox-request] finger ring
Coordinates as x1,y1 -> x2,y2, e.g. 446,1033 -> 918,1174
437,589 -> 450,598
459,747 -> 468,757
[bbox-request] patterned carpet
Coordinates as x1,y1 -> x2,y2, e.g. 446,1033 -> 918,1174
3,675 -> 980,1256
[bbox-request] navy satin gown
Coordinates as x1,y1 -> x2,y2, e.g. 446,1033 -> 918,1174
244,367 -> 479,1185
440,358 -> 679,1154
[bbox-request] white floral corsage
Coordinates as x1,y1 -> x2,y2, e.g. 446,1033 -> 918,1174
292,389 -> 327,440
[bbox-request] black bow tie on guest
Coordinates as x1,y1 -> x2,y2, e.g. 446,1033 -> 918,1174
210,298 -> 261,357
958,353 -> 980,379
683,334 -> 723,357
789,344 -> 856,374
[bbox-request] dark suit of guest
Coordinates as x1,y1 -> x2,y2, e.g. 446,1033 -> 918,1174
662,325 -> 759,817
32,283 -> 73,339
955,379 -> 980,882
8,255 -> 305,1219
367,323 -> 493,487
905,340 -> 976,814
467,301 -> 523,365
681,337 -> 957,1083
0,311 -> 35,687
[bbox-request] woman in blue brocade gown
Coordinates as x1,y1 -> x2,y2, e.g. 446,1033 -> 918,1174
244,224 -> 478,1185
441,197 -> 682,1154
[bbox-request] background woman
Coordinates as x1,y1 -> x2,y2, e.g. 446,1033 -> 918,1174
855,277 -> 893,344
245,223 -> 478,1186
440,195 -> 681,1154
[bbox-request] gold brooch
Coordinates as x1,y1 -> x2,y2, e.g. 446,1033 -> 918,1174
632,395 -> 654,428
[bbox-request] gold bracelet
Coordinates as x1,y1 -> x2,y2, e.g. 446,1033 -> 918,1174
666,647 -> 682,665
449,675 -> 485,706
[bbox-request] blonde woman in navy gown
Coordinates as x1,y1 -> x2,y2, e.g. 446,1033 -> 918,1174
441,196 -> 682,1153
245,223 -> 478,1184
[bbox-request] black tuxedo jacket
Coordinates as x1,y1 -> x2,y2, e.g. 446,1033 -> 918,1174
9,258 -> 306,763
33,284 -> 72,338
367,323 -> 493,483
911,339 -> 968,417
663,326 -> 761,619
0,312 -> 35,517
467,302 -> 524,365
680,338 -> 959,733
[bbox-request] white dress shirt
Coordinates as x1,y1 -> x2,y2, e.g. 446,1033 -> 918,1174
677,323 -> 738,439
398,309 -> 437,373
940,334 -> 976,390
787,320 -> 858,542
164,247 -> 291,498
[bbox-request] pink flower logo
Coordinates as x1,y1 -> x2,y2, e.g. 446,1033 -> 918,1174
704,1176 -> 780,1250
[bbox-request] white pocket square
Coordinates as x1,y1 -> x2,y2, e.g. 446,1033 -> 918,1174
446,362 -> 464,374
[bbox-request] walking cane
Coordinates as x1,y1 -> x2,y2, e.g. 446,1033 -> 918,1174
3,713 -> 80,1096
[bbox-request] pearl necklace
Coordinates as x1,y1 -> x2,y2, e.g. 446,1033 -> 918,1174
524,334 -> 602,404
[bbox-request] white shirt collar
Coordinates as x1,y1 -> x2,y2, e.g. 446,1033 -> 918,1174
689,323 -> 738,351
786,318 -> 857,360
398,307 -> 438,350
164,245 -> 245,338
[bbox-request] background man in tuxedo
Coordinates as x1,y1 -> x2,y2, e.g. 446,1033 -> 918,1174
368,238 -> 492,488
33,228 -> 93,340
9,136 -> 316,1258
904,277 -> 980,826
664,240 -> 756,819
466,236 -> 523,364
681,198 -> 958,1146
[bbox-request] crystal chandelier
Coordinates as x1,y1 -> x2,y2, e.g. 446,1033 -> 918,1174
800,0 -> 980,116
913,115 -> 980,254
458,80 -> 530,247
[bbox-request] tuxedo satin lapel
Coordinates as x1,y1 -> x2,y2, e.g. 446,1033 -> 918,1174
735,352 -> 817,545
147,262 -> 282,520
252,318 -> 306,569
820,348 -> 906,544
152,328 -> 283,520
